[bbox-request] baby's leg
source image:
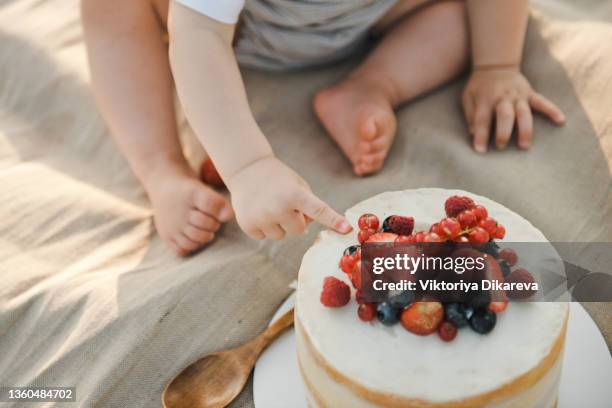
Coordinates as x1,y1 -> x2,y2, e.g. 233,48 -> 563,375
82,0 -> 232,255
314,0 -> 469,176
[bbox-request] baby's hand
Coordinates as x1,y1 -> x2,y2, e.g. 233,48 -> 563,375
462,68 -> 565,152
226,156 -> 352,240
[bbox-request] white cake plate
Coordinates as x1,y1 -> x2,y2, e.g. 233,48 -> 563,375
254,293 -> 612,408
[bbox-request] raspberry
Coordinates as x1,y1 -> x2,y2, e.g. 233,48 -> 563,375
488,300 -> 509,314
358,303 -> 377,322
468,227 -> 489,244
366,232 -> 398,243
506,268 -> 537,299
458,210 -> 478,228
358,214 -> 380,231
445,196 -> 475,217
499,248 -> 518,266
358,228 -> 375,244
400,301 -> 444,335
438,321 -> 458,342
383,216 -> 415,236
320,276 -> 351,307
440,218 -> 461,238
199,158 -> 225,189
473,205 -> 488,221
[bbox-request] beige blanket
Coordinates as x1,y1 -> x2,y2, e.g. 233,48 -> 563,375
0,0 -> 610,407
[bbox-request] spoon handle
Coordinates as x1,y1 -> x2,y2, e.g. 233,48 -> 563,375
257,307 -> 295,353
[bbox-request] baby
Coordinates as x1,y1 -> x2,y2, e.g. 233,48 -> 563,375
82,0 -> 565,255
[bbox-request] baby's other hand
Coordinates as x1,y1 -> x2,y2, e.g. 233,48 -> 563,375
226,156 -> 352,240
462,68 -> 565,152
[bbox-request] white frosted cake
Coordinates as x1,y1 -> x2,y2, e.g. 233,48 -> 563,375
296,189 -> 568,408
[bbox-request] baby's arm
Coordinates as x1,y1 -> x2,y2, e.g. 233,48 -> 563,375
463,0 -> 565,152
168,3 -> 351,239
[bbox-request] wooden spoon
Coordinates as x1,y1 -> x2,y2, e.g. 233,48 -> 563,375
162,307 -> 295,408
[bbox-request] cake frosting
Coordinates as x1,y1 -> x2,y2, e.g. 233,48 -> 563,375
296,188 -> 568,407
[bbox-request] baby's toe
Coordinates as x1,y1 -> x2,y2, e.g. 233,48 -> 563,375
193,186 -> 233,222
188,209 -> 220,232
174,234 -> 200,256
183,225 -> 215,245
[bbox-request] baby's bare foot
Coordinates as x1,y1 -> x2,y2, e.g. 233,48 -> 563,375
145,164 -> 233,256
314,77 -> 397,176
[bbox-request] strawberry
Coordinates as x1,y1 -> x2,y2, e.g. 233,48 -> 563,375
320,277 -> 351,307
366,232 -> 398,243
488,300 -> 509,314
445,196 -> 475,217
400,301 -> 444,335
506,268 -> 537,299
383,216 -> 415,236
199,157 -> 225,189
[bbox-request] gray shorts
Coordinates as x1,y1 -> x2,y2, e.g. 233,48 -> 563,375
234,0 -> 398,71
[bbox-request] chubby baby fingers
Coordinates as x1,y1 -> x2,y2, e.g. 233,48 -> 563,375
529,92 -> 566,125
495,99 -> 515,149
297,191 -> 351,234
472,103 -> 493,153
515,100 -> 534,149
280,211 -> 307,236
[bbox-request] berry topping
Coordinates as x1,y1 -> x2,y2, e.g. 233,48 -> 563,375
382,215 -> 415,236
355,289 -> 365,304
438,321 -> 458,342
351,260 -> 362,289
493,225 -> 506,239
358,228 -> 376,244
199,158 -> 225,189
366,232 -> 399,243
488,300 -> 509,314
377,302 -> 400,326
423,232 -> 443,243
440,218 -> 461,239
472,205 -> 488,221
320,277 -> 351,307
339,255 -> 357,274
499,248 -> 517,266
444,303 -> 469,328
506,268 -> 537,299
498,260 -> 512,277
414,231 -> 427,243
358,214 -> 380,231
429,223 -> 447,239
358,303 -> 377,322
445,196 -> 475,217
469,308 -> 497,334
468,227 -> 490,244
469,290 -> 492,309
395,234 -> 415,243
343,245 -> 360,257
479,217 -> 498,235
457,210 -> 477,228
388,291 -> 415,309
481,241 -> 500,257
400,301 -> 444,336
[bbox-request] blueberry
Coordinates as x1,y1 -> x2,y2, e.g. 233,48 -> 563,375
376,302 -> 400,326
469,290 -> 491,309
481,241 -> 500,258
388,291 -> 414,309
499,260 -> 512,278
469,308 -> 497,334
382,216 -> 393,232
444,303 -> 469,328
343,245 -> 360,256
462,305 -> 475,321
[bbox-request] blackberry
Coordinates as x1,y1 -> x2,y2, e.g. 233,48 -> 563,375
499,260 -> 512,278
